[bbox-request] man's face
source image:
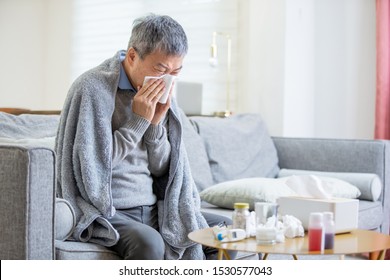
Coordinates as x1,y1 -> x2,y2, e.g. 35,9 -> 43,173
124,47 -> 184,90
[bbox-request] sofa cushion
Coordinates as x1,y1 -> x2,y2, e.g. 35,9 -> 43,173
55,240 -> 121,260
357,200 -> 383,230
190,114 -> 280,185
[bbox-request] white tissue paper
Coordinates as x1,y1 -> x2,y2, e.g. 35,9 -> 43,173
143,74 -> 176,104
282,215 -> 305,238
248,211 -> 304,242
275,219 -> 285,243
282,175 -> 332,199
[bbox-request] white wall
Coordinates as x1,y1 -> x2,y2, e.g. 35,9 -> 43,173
237,0 -> 376,139
283,0 -> 315,137
238,0 -> 286,136
43,0 -> 72,109
0,0 -> 72,110
0,0 -> 45,109
313,0 -> 376,139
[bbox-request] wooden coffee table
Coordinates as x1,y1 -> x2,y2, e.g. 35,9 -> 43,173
188,228 -> 390,260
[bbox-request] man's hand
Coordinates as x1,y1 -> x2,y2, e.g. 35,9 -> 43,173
151,81 -> 174,125
132,78 -> 165,122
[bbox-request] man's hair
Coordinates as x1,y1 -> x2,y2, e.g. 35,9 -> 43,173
128,14 -> 188,59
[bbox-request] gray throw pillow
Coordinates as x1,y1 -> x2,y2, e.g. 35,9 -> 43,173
190,114 -> 280,184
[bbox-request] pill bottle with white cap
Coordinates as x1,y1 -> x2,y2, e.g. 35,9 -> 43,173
323,212 -> 335,250
232,202 -> 250,237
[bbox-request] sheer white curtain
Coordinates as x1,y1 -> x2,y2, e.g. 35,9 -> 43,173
71,0 -> 239,114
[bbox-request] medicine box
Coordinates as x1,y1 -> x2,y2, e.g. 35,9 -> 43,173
277,196 -> 359,233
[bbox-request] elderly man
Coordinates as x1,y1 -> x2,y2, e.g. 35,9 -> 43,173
55,14 -> 234,260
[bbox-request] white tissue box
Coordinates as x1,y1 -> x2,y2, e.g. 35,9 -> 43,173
277,196 -> 359,233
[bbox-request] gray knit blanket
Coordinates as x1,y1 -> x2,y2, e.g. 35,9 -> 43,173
55,51 -> 208,259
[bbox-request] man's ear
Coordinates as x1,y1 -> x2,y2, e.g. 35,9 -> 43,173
126,47 -> 137,65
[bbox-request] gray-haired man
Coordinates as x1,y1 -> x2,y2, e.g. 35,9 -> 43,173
56,14 -> 235,260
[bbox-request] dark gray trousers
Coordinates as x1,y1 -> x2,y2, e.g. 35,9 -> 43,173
108,205 -> 236,260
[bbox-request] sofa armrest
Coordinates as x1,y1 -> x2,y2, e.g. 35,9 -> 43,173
0,145 -> 56,259
272,137 -> 390,234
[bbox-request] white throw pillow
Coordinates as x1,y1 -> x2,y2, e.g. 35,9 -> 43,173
318,176 -> 362,199
199,178 -> 296,210
279,175 -> 361,200
200,175 -> 362,211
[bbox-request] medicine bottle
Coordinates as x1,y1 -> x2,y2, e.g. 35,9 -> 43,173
323,212 -> 335,250
232,203 -> 250,236
308,212 -> 324,251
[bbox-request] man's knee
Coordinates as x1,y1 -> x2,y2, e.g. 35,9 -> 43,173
123,230 -> 165,260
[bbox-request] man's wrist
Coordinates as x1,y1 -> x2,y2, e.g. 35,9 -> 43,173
144,123 -> 163,141
125,113 -> 150,136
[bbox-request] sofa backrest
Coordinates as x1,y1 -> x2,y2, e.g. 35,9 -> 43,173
0,111 -> 280,193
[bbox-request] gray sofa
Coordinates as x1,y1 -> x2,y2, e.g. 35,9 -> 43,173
0,111 -> 389,260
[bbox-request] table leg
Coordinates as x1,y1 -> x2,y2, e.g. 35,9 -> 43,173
377,250 -> 386,260
223,250 -> 231,260
262,253 -> 269,260
217,249 -> 223,260
292,254 -> 298,260
369,251 -> 380,260
217,249 -> 231,260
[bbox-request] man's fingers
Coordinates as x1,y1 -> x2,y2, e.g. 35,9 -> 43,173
141,79 -> 164,98
149,83 -> 166,102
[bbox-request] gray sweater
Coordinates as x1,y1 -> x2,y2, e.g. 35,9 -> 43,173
111,88 -> 171,209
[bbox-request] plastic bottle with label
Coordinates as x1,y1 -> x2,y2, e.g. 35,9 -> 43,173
216,229 -> 247,242
323,212 -> 335,250
232,202 -> 250,237
308,212 -> 324,251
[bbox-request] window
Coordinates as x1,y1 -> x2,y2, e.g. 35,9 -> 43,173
71,0 -> 238,114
